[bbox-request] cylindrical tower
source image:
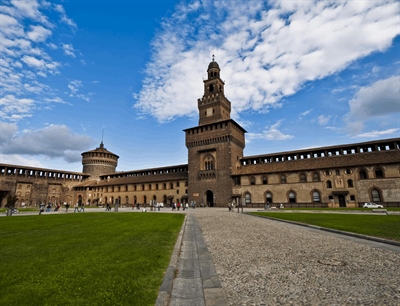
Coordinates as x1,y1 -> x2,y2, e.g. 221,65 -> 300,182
81,142 -> 119,179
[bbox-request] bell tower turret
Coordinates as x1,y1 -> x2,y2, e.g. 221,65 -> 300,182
198,56 -> 231,125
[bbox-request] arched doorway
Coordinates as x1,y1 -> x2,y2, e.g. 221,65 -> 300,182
338,195 -> 346,207
206,190 -> 214,207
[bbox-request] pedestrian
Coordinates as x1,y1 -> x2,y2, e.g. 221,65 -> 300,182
46,203 -> 51,212
185,203 -> 189,210
228,203 -> 231,212
177,202 -> 181,211
74,203 -> 79,213
80,202 -> 85,212
65,202 -> 70,212
39,203 -> 45,215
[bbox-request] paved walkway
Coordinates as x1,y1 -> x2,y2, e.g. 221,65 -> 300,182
156,214 -> 228,306
156,208 -> 400,306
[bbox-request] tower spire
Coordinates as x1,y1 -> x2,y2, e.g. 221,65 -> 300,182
100,128 -> 105,148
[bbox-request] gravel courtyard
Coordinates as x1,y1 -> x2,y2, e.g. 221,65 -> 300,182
190,208 -> 400,305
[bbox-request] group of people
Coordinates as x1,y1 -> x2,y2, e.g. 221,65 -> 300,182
39,202 -> 73,214
74,202 -> 85,212
171,202 -> 197,211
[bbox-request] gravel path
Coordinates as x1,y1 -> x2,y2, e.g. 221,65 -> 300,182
190,209 -> 400,305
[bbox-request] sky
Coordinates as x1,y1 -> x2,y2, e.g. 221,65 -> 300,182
0,0 -> 399,173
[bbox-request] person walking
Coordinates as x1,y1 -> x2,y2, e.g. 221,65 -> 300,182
74,203 -> 79,213
39,203 -> 45,215
65,202 -> 70,212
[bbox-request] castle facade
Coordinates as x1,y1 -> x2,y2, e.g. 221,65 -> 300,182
1,60 -> 399,208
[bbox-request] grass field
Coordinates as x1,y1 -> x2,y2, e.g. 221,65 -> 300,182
0,213 -> 184,306
250,212 -> 400,242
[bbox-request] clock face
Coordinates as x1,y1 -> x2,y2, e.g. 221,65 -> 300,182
206,107 -> 213,117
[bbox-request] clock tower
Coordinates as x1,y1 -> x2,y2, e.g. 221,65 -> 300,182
198,56 -> 231,125
185,57 -> 246,207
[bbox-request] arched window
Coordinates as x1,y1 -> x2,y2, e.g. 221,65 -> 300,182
359,169 -> 368,179
262,176 -> 268,184
204,155 -> 215,170
288,192 -> 296,203
371,189 -> 382,202
375,168 -> 384,178
313,172 -> 320,182
250,177 -> 256,185
326,180 -> 332,188
347,179 -> 354,188
266,192 -> 272,204
312,191 -> 321,202
300,173 -> 307,182
245,193 -> 251,204
281,175 -> 286,184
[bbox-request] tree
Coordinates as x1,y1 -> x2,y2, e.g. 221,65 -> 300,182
5,195 -> 17,216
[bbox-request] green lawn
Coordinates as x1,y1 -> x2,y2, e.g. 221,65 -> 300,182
249,212 -> 400,242
0,213 -> 184,306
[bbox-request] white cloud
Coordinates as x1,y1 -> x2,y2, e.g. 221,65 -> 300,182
356,128 -> 400,138
134,0 -> 400,122
67,80 -> 90,101
62,43 -> 75,57
0,153 -> 45,167
21,55 -> 45,68
345,75 -> 400,134
68,80 -> 82,94
27,25 -> 51,42
0,95 -> 34,120
0,122 -> 92,162
317,115 -> 331,126
0,1 -> 77,121
54,4 -> 77,28
247,120 -> 294,141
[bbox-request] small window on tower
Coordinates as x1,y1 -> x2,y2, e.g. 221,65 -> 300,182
209,84 -> 214,92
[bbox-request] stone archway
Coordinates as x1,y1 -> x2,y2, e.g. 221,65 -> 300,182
206,190 -> 214,207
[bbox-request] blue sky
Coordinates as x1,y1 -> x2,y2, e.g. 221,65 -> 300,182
1,0 -> 399,173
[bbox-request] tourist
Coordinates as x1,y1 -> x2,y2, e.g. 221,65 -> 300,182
39,203 -> 45,215
74,203 -> 79,213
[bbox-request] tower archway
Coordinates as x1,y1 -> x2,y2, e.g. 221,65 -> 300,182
206,190 -> 214,207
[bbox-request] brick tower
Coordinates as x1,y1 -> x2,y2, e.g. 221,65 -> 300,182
81,142 -> 119,179
185,58 -> 246,207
